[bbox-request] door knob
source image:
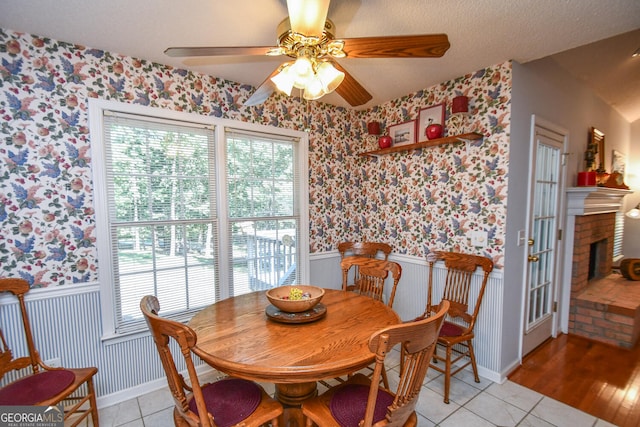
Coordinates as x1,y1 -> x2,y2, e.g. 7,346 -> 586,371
528,255 -> 539,262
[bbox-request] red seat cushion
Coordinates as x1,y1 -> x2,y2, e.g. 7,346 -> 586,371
439,321 -> 465,337
188,378 -> 261,427
330,383 -> 395,427
0,369 -> 75,405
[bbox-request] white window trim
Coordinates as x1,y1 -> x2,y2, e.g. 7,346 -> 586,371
89,98 -> 309,341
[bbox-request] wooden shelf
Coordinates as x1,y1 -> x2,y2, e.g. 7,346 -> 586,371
358,132 -> 483,158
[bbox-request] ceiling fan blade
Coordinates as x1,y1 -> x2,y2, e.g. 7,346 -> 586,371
165,46 -> 276,57
287,0 -> 330,37
244,68 -> 280,106
331,62 -> 372,107
342,34 -> 450,58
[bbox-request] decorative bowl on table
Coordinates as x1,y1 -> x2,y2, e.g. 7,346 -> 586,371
266,285 -> 325,313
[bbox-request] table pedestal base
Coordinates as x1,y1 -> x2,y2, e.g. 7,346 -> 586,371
275,382 -> 317,427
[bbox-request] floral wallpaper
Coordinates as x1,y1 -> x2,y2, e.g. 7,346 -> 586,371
311,69 -> 511,267
0,27 -> 510,287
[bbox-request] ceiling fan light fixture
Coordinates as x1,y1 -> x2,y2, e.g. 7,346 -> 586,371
316,61 -> 344,93
287,0 -> 330,38
271,63 -> 296,95
291,55 -> 314,88
303,76 -> 326,100
272,56 -> 345,101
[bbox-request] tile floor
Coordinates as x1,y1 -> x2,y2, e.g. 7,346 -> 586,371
96,349 -> 617,427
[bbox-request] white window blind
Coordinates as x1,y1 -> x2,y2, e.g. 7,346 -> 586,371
613,210 -> 624,261
91,99 -> 309,338
103,113 -> 218,334
225,129 -> 301,295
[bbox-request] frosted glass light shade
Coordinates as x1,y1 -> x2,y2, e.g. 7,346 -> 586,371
271,64 -> 295,96
303,76 -> 325,100
270,58 -> 345,101
287,0 -> 330,37
291,56 -> 314,89
316,62 -> 344,93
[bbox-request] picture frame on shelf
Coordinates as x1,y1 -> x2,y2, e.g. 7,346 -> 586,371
418,103 -> 446,140
388,120 -> 417,146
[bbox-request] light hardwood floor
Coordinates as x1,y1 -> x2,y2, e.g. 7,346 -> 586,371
509,333 -> 640,427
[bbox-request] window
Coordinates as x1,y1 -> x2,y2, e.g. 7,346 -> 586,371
90,100 -> 309,339
226,130 -> 301,294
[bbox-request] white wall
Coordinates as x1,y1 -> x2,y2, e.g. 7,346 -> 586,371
508,58 -> 633,364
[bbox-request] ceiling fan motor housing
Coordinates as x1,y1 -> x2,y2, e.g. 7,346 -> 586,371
276,18 -> 343,59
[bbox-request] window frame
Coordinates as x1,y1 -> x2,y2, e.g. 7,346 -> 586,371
89,99 -> 309,341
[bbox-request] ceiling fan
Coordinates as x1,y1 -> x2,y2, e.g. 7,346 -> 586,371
165,0 -> 450,107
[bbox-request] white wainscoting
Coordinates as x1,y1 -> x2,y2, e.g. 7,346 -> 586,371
310,251 -> 506,383
0,286 -> 207,408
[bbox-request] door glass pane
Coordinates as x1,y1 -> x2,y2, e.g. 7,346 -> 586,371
527,141 -> 560,330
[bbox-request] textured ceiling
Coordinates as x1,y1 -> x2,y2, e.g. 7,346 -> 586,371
1,0 -> 639,120
550,29 -> 640,123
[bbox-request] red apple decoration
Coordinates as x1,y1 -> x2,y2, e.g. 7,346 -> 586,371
426,123 -> 443,140
378,135 -> 392,149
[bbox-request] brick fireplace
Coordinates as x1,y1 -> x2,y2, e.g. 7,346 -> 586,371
564,187 -> 637,348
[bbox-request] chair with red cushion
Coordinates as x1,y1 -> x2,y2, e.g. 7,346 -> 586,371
419,251 -> 494,404
302,301 -> 448,427
0,278 -> 99,427
140,295 -> 283,427
336,257 -> 402,390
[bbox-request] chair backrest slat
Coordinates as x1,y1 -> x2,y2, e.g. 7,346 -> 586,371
338,242 -> 392,292
341,257 -> 402,308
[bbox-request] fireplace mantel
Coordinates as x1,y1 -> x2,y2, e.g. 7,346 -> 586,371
566,187 -> 632,216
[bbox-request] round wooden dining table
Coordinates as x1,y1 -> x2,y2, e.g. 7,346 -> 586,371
188,288 -> 400,426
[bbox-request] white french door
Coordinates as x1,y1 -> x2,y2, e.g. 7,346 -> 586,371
522,119 -> 566,356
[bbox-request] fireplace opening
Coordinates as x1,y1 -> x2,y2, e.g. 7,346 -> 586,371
588,238 -> 608,281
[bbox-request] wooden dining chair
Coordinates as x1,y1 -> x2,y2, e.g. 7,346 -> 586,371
338,241 -> 392,290
0,278 -> 99,427
337,257 -> 402,389
302,301 -> 449,427
340,256 -> 402,308
418,251 -> 494,404
140,295 -> 283,427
